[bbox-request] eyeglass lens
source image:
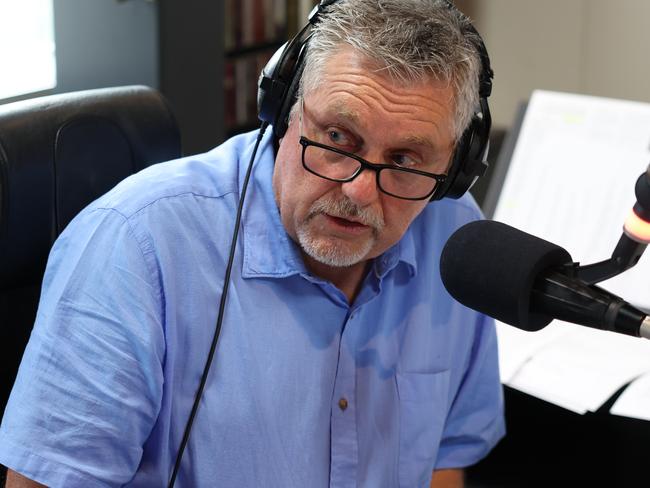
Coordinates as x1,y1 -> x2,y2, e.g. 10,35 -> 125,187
303,144 -> 439,199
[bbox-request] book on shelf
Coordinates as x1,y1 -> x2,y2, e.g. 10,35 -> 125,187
223,0 -> 319,134
225,47 -> 279,135
225,0 -> 299,52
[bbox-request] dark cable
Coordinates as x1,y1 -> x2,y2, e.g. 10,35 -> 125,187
168,121 -> 270,487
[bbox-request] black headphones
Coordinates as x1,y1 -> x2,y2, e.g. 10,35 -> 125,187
257,0 -> 494,201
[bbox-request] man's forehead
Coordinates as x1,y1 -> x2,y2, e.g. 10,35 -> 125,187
307,97 -> 445,152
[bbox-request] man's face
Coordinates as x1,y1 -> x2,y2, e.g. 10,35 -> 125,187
273,46 -> 456,273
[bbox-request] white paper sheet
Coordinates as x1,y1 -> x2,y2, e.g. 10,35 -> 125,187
505,321 -> 650,413
496,321 -> 564,383
493,90 -> 650,416
610,371 -> 650,421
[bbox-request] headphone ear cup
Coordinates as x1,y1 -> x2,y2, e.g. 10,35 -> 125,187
258,44 -> 289,129
270,54 -> 306,139
431,127 -> 470,201
432,109 -> 490,201
257,22 -> 312,139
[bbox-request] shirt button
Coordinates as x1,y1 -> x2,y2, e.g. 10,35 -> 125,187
338,398 -> 348,411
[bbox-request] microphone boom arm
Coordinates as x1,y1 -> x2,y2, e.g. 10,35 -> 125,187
574,234 -> 647,285
573,166 -> 650,285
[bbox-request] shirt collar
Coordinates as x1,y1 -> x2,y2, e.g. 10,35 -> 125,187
240,130 -> 418,280
372,227 -> 417,279
240,129 -> 306,279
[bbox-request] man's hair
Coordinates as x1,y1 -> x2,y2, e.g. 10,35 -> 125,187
295,0 -> 482,142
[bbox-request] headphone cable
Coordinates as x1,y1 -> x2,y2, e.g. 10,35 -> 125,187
167,121 -> 270,487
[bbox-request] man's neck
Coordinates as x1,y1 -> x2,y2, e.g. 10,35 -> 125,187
302,253 -> 371,305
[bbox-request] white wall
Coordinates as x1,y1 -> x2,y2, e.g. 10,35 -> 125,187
460,0 -> 650,129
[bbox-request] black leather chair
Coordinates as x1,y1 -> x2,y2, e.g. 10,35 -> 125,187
0,86 -> 182,430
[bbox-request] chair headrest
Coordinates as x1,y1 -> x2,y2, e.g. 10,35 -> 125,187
0,85 -> 182,289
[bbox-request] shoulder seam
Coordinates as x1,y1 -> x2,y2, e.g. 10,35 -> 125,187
86,207 -> 166,322
96,189 -> 239,220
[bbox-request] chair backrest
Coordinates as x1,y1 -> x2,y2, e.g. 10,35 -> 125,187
0,85 -> 182,419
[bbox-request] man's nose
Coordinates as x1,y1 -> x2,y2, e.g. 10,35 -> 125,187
340,167 -> 380,207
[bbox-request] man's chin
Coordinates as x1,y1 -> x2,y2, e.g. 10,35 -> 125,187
297,232 -> 375,268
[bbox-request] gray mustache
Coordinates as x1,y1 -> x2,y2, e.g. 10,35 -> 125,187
308,196 -> 385,231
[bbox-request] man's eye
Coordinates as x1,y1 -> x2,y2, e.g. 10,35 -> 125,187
391,154 -> 419,168
327,129 -> 350,146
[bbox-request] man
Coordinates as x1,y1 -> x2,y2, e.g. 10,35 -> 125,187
0,0 -> 504,486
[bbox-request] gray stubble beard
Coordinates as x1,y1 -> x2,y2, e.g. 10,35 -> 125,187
296,195 -> 385,268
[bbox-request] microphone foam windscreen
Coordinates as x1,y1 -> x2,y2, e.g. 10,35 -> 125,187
440,220 -> 572,330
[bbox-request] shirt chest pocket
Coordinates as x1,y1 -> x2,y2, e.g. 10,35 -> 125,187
396,370 -> 451,488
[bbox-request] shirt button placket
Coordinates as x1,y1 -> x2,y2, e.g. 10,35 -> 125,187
330,312 -> 358,488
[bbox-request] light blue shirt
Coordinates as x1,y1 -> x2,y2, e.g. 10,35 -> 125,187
0,129 -> 504,487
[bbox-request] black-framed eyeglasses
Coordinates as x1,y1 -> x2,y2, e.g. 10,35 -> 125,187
297,98 -> 448,201
298,136 -> 448,201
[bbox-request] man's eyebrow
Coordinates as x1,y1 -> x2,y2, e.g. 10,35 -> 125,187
328,101 -> 361,124
399,134 -> 437,150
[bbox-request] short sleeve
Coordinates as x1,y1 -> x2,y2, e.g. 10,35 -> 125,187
435,313 -> 506,469
0,207 -> 165,487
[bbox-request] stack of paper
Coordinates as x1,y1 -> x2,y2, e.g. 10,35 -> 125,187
493,90 -> 650,419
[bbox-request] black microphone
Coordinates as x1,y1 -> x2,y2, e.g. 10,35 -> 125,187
440,220 -> 650,339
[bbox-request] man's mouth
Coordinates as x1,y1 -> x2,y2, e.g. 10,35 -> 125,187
324,213 -> 371,232
331,215 -> 365,225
